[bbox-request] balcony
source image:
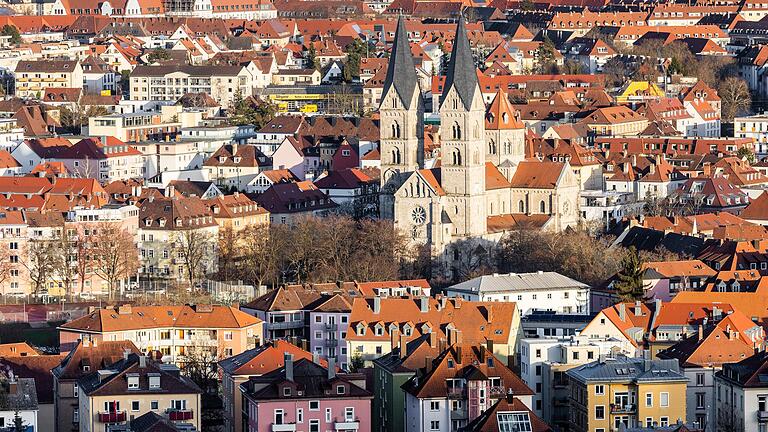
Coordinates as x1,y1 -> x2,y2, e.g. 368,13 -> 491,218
450,407 -> 468,419
98,411 -> 126,423
489,386 -> 507,398
334,419 -> 360,430
610,404 -> 635,414
167,409 -> 193,421
269,320 -> 303,330
325,323 -> 338,331
447,387 -> 466,399
271,424 -> 297,432
759,411 -> 768,423
324,338 -> 339,347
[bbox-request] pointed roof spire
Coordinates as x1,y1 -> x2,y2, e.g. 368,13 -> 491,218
486,90 -> 524,130
442,14 -> 479,110
382,16 -> 419,110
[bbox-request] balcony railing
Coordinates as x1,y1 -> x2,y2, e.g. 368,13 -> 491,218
271,424 -> 297,432
269,320 -> 303,330
447,387 -> 466,398
167,409 -> 193,421
324,338 -> 339,347
98,411 -> 126,423
758,411 -> 768,423
610,403 -> 635,414
325,323 -> 339,331
489,386 -> 507,398
334,418 -> 360,430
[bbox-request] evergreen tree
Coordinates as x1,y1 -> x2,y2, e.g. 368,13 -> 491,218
1,25 -> 21,45
307,44 -> 318,70
614,247 -> 646,302
535,36 -> 559,74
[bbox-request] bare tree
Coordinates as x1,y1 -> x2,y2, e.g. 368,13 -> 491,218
90,223 -> 140,300
173,229 -> 216,289
50,228 -> 78,299
719,77 -> 752,121
21,239 -> 59,298
216,226 -> 239,281
238,224 -> 280,288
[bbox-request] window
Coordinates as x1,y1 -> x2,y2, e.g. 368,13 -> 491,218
595,385 -> 605,395
151,401 -> 158,410
496,412 -> 533,431
646,393 -> 653,407
430,420 -> 440,430
696,373 -> 705,386
283,387 -> 292,396
73,385 -> 78,397
345,407 -> 354,421
595,405 -> 605,420
309,400 -> 319,410
73,409 -> 79,423
696,393 -> 705,409
646,417 -> 653,427
149,375 -> 160,389
309,420 -> 320,432
131,401 -> 139,411
297,408 -> 303,423
660,392 -> 669,407
127,375 -> 139,389
337,385 -> 345,395
660,417 -> 669,427
274,409 -> 285,424
430,401 -> 440,411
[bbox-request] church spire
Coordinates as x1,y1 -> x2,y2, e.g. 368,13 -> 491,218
441,14 -> 479,110
382,16 -> 420,110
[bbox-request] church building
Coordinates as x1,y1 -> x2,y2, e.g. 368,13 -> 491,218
379,16 -> 580,265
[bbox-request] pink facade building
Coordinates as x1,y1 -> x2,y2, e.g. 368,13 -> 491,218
241,355 -> 372,432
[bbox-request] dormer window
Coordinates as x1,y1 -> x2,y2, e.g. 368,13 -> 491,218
127,375 -> 139,389
403,325 -> 412,336
148,374 -> 160,389
283,387 -> 292,396
233,157 -> 241,163
219,157 -> 226,163
374,325 -> 383,336
336,385 -> 345,394
356,323 -> 366,336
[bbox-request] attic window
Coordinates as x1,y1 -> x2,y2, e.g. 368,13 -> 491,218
336,385 -> 345,394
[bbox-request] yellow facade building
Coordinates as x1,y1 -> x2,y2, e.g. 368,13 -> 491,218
567,355 -> 688,431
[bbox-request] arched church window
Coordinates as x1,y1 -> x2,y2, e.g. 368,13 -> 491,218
489,140 -> 497,155
518,200 -> 525,213
391,147 -> 401,164
539,200 -> 546,213
502,112 -> 509,124
391,121 -> 401,139
504,142 -> 511,154
452,150 -> 462,166
474,121 -> 480,139
452,122 -> 462,140
452,98 -> 458,110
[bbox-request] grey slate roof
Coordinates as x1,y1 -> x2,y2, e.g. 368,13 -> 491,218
567,356 -> 687,384
382,16 -> 420,110
0,378 -> 38,411
448,271 -> 589,294
442,15 -> 479,110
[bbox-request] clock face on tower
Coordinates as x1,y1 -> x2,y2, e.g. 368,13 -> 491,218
412,206 -> 427,225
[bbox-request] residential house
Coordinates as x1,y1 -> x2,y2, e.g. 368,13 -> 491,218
445,272 -> 590,315
0,354 -> 63,432
256,180 -> 337,224
580,106 -> 649,137
642,260 -> 717,301
58,304 -> 264,363
402,342 -> 534,432
204,192 -> 269,232
240,355 -> 372,432
218,340 -> 325,432
203,143 -> 272,191
52,339 -> 141,432
129,65 -> 253,106
14,60 -> 83,99
567,355 -> 688,432
313,168 -> 380,218
459,396 -> 552,432
0,378 -> 38,431
246,168 -> 300,194
714,350 -> 768,432
76,353 -> 201,432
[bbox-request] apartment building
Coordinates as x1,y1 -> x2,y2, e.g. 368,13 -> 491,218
130,65 -> 253,106
445,272 -> 590,315
240,354 -> 372,432
52,340 -> 141,432
204,192 -> 269,232
659,311 -> 766,432
88,112 -> 182,143
218,340 -> 325,432
346,296 -> 522,364
55,137 -> 146,181
567,355 -> 688,431
715,350 -> 768,432
735,113 -> 768,155
77,353 -> 201,432
203,143 -> 273,191
520,337 -> 624,428
402,342 -> 533,432
137,194 -> 218,281
14,60 -> 83,98
580,106 -> 649,137
57,304 -> 264,363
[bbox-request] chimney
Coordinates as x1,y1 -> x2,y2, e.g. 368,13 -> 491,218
328,358 -> 336,380
419,297 -> 429,313
399,333 -> 408,359
373,296 -> 381,314
698,324 -> 703,340
649,163 -> 656,174
506,389 -> 515,403
454,297 -> 462,309
703,162 -> 711,177
165,185 -> 175,198
632,154 -> 637,166
713,306 -> 722,321
486,307 -> 493,323
285,353 -> 294,381
634,301 -> 642,316
429,331 -> 437,349
118,304 -> 132,315
623,162 -> 629,174
479,345 -> 486,363
487,339 -> 494,356
312,352 -> 320,364
425,356 -> 434,374
139,355 -> 147,368
82,339 -> 90,348
123,348 -> 130,361
618,303 -> 626,322
391,328 -> 400,351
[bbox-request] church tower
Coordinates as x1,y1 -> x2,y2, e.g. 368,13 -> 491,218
379,16 -> 424,220
440,16 -> 487,237
485,89 -> 526,178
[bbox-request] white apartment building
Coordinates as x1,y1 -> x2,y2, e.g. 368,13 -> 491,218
129,65 -> 253,107
735,113 -> 768,155
519,337 -> 624,426
445,272 -> 590,315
